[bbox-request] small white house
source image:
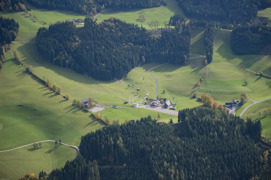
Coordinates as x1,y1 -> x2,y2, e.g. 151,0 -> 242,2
132,103 -> 138,108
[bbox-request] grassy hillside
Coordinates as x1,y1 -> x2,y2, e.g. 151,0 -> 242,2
0,143 -> 74,180
0,55 -> 102,178
0,56 -> 103,150
96,0 -> 185,29
199,30 -> 271,104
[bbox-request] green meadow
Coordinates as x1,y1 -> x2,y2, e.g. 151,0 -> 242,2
100,108 -> 176,123
0,143 -> 74,180
0,57 -> 103,150
0,55 -> 102,179
96,0 -> 185,29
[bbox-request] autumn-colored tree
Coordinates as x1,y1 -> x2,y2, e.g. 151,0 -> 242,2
56,87 -> 62,95
14,4 -> 19,11
201,93 -> 214,108
213,102 -> 218,109
52,83 -> 57,92
139,14 -> 146,22
76,100 -> 82,107
0,55 -> 4,62
65,93 -> 70,100
196,81 -> 201,88
46,79 -> 52,88
142,56 -> 146,63
240,92 -> 248,105
0,46 -> 6,59
90,101 -> 96,107
88,97 -> 93,104
18,2 -> 26,11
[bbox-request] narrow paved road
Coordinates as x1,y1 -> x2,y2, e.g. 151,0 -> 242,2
0,140 -> 79,155
145,64 -> 166,100
240,97 -> 271,117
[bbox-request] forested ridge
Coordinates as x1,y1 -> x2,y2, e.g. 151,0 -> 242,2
26,0 -> 164,15
36,18 -> 191,81
45,108 -> 270,180
177,0 -> 271,23
231,26 -> 271,55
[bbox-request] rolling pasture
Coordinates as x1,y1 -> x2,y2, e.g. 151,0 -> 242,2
0,0 -> 271,179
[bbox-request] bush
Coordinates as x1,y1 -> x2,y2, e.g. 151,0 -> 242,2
240,92 -> 248,105
25,66 -> 32,74
65,93 -> 70,100
52,83 -> 57,92
46,79 -> 52,88
56,87 -> 62,95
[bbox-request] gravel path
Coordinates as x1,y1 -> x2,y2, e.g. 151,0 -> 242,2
146,64 -> 166,100
240,97 -> 271,117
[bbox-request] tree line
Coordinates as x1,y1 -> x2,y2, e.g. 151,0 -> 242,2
43,107 -> 271,180
231,26 -> 271,55
203,26 -> 214,64
26,0 -> 164,15
177,0 -> 271,24
0,0 -> 26,12
0,16 -> 19,69
36,18 -> 191,81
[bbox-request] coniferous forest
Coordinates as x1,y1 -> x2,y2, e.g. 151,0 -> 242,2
45,108 -> 271,180
177,0 -> 271,23
231,26 -> 271,55
26,0 -> 165,15
0,0 -> 25,12
0,16 -> 19,66
0,16 -> 19,46
36,18 -> 191,81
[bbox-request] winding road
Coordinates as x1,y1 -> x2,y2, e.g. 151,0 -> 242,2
0,140 -> 79,155
240,97 -> 271,117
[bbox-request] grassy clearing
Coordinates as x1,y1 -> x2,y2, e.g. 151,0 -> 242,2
258,7 -> 271,18
100,108 -> 176,123
190,28 -> 205,54
96,0 -> 185,29
0,143 -> 74,180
